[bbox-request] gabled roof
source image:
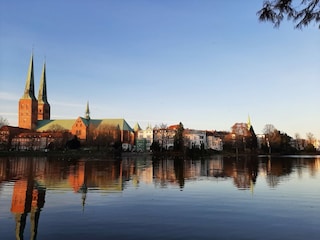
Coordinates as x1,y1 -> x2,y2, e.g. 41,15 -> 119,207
36,118 -> 133,132
168,124 -> 179,130
133,122 -> 142,131
76,117 -> 90,127
36,119 -> 75,131
99,119 -> 133,132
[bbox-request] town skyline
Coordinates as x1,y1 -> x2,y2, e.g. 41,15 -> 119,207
0,1 -> 319,139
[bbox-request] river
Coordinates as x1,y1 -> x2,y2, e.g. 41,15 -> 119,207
0,154 -> 319,240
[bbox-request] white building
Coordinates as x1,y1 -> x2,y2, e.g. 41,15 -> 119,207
207,135 -> 223,151
184,129 -> 206,149
137,124 -> 153,151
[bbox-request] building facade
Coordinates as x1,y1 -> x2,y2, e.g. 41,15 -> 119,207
136,124 -> 153,151
10,54 -> 134,149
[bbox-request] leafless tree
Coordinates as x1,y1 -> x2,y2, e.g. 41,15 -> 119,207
263,124 -> 277,135
89,124 -> 120,150
0,116 -> 9,127
306,132 -> 316,144
48,124 -> 66,132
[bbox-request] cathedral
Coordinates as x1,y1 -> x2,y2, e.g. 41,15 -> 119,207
16,54 -> 134,146
18,54 -> 50,130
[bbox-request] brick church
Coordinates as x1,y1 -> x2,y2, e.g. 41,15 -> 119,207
19,54 -> 50,130
12,54 -> 134,148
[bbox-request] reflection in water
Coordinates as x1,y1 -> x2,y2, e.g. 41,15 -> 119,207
9,158 -> 46,240
0,155 -> 319,239
1,155 -> 319,193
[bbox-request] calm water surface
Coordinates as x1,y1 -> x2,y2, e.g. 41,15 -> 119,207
0,154 -> 319,240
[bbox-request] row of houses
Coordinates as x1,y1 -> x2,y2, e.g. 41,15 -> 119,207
134,124 -> 224,152
1,117 -> 318,153
0,121 -> 225,152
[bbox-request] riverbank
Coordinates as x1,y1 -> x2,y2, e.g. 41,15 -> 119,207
0,149 -> 318,159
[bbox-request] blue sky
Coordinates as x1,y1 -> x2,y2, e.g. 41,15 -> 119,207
0,0 -> 319,139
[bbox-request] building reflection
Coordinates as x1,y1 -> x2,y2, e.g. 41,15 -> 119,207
1,155 -> 319,196
9,158 -> 46,240
0,154 -> 319,239
68,159 -> 123,210
152,155 -> 259,190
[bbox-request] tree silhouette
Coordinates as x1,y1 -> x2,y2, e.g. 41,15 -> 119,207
174,122 -> 184,152
257,0 -> 320,29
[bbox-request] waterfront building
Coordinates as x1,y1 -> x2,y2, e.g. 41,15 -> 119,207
4,54 -> 135,150
183,129 -> 207,149
136,124 -> 153,151
153,125 -> 177,150
206,131 -> 223,151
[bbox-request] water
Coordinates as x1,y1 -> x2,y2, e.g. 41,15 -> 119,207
0,154 -> 319,240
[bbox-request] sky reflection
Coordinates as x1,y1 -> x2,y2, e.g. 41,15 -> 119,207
0,155 -> 319,240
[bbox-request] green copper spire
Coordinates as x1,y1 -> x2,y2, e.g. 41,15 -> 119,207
38,61 -> 48,104
22,53 -> 37,100
247,115 -> 251,130
85,101 -> 90,119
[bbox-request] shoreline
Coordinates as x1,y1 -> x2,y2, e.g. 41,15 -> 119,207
0,149 -> 319,159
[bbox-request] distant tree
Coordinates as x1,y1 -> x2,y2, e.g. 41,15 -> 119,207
88,124 -> 120,150
153,123 -> 167,130
306,132 -> 316,144
294,133 -> 304,150
263,124 -> 277,135
279,132 -> 294,153
66,135 -> 81,149
174,122 -> 184,152
48,124 -> 66,132
257,0 -> 320,29
304,143 -> 316,152
0,116 -> 9,127
160,123 -> 167,129
262,124 -> 294,153
150,141 -> 161,152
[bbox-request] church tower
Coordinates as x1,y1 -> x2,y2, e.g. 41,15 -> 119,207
18,53 -> 38,130
37,62 -> 50,120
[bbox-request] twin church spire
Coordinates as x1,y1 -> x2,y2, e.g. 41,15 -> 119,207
38,61 -> 49,104
23,53 -> 48,103
22,53 -> 36,100
19,53 -> 50,129
19,52 -> 88,130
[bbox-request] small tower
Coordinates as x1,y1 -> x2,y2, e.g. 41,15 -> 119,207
247,115 -> 251,131
85,101 -> 90,120
18,53 -> 38,130
37,61 -> 50,120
